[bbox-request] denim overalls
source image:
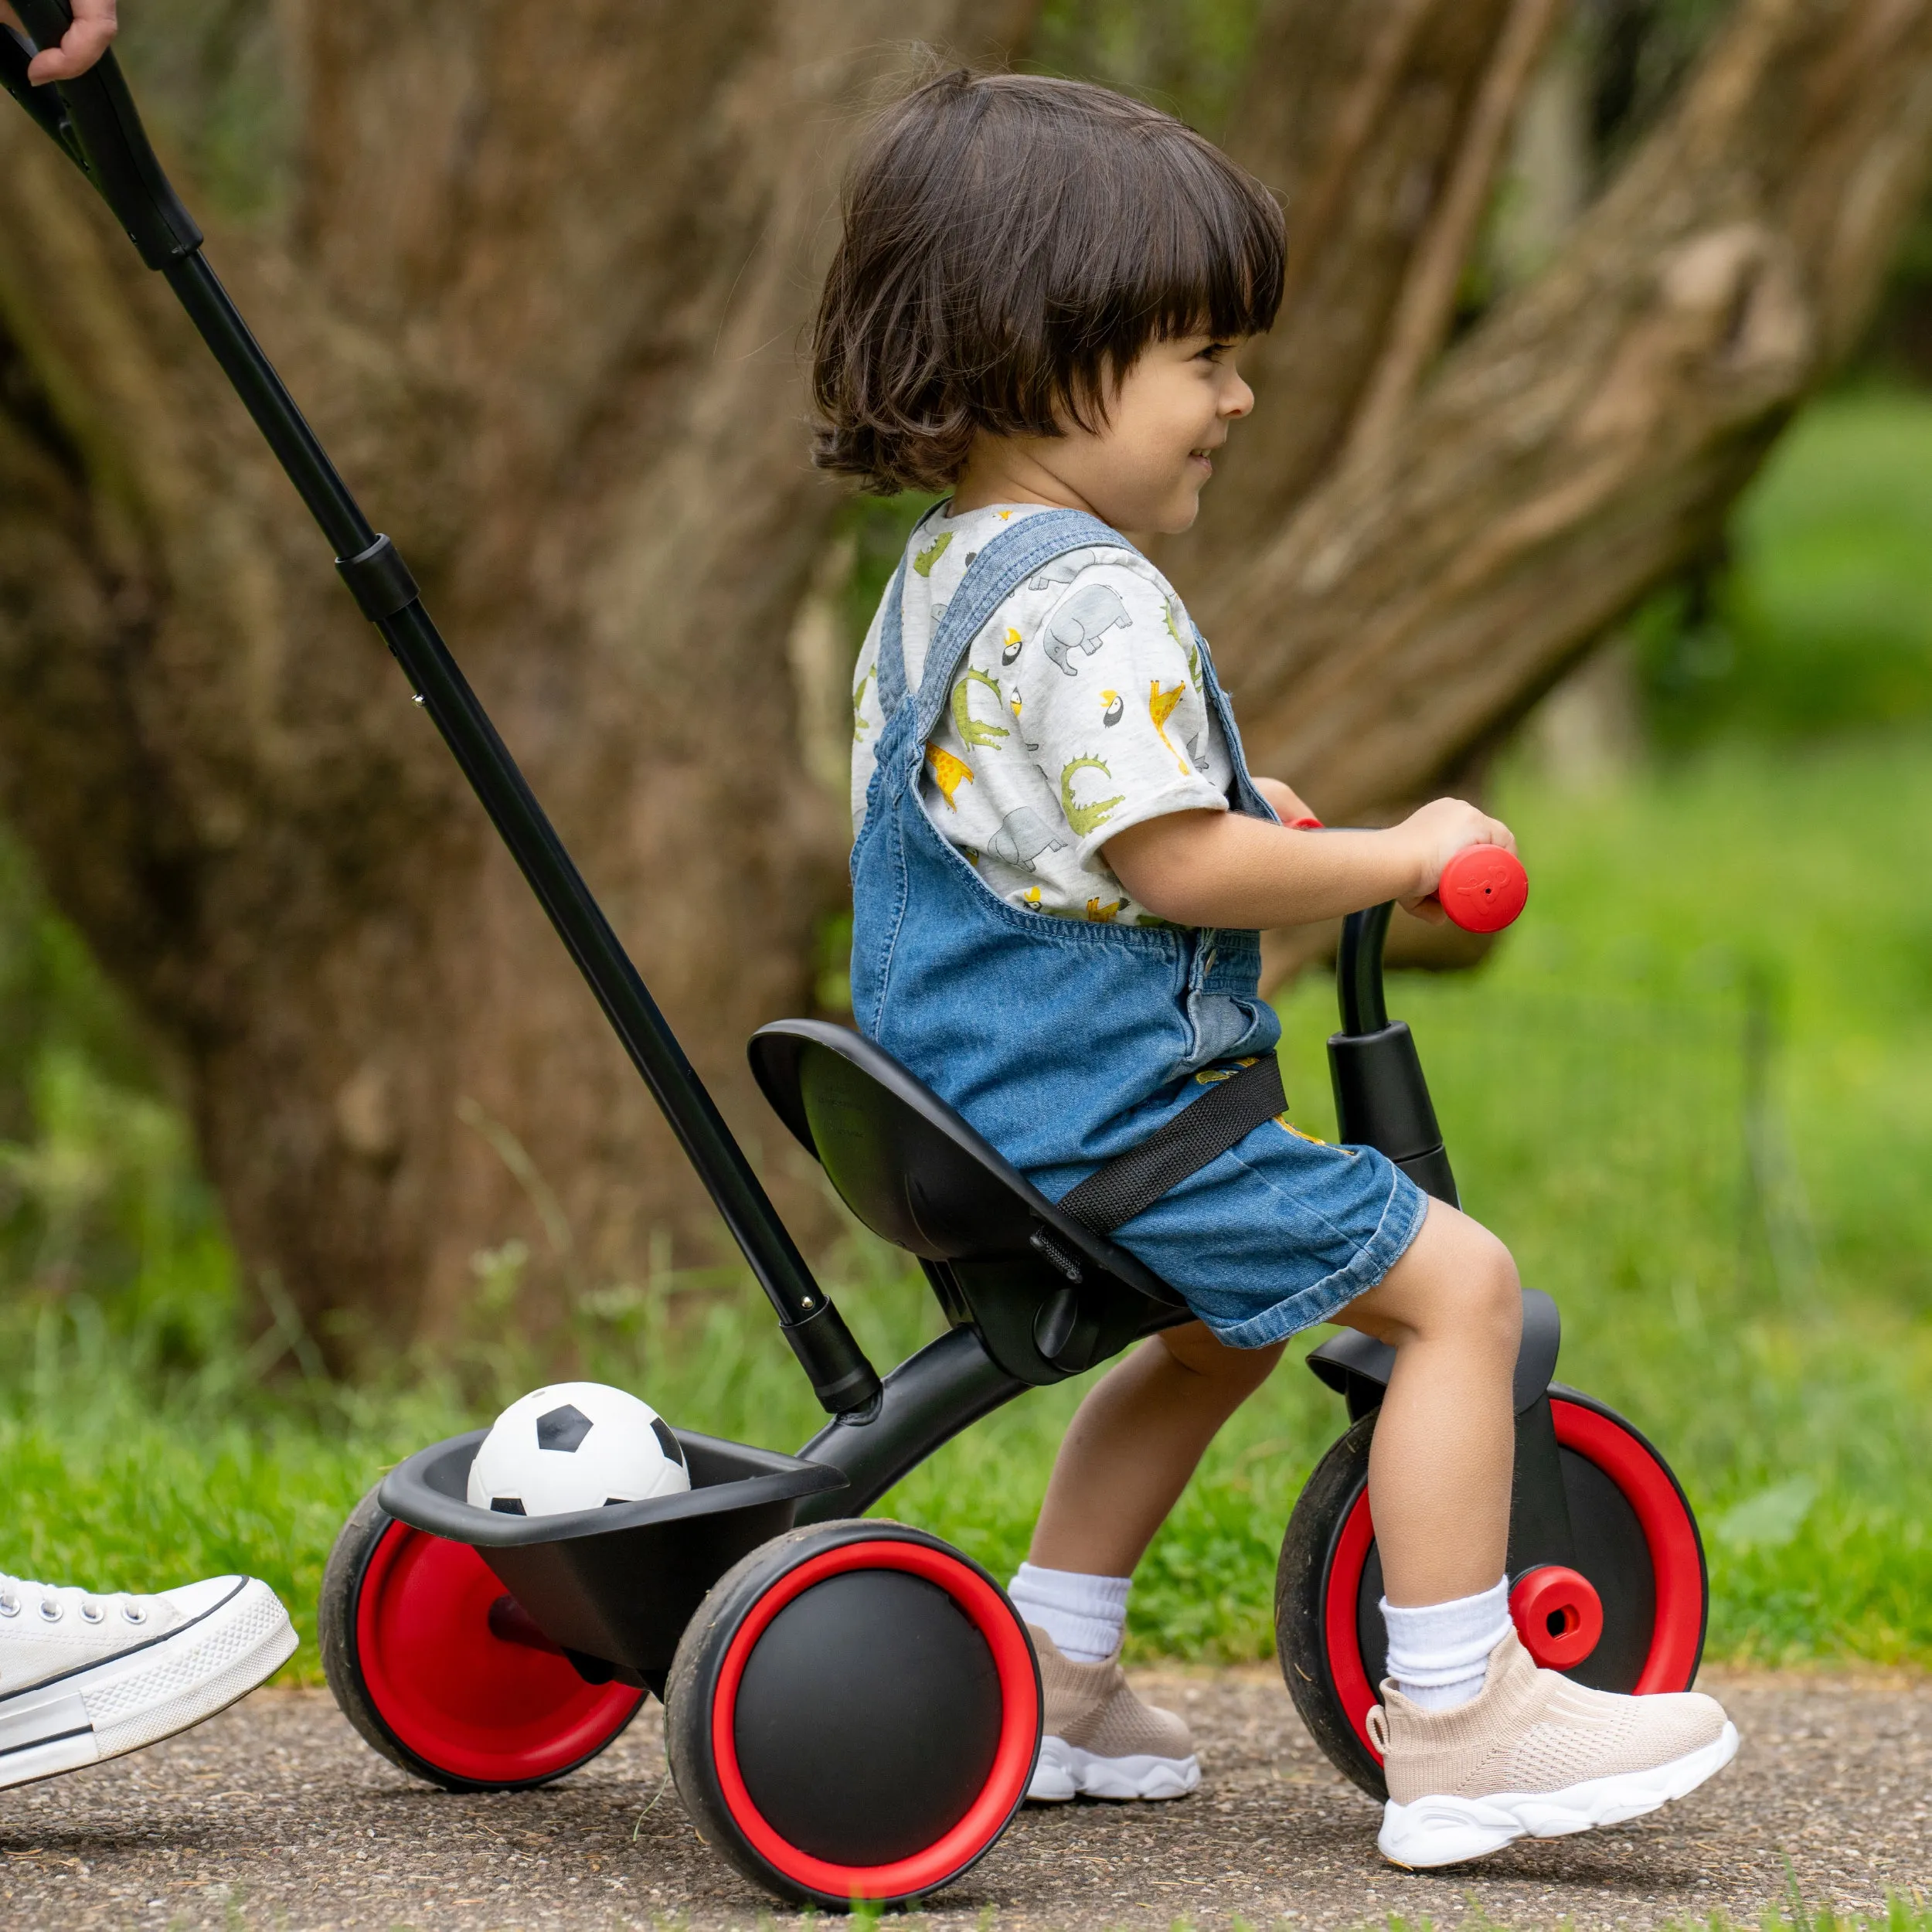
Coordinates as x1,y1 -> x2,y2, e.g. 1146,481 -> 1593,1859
850,509 -> 1425,1347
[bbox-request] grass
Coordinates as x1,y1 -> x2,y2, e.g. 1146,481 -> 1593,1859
2,393 -> 1932,1681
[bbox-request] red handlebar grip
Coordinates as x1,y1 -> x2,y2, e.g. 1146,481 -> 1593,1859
1436,845 -> 1528,933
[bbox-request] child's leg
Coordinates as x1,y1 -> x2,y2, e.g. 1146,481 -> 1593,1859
1028,1321 -> 1285,1577
1336,1198 -> 1736,1867
1015,1322 -> 1281,1803
1330,1195 -> 1519,1605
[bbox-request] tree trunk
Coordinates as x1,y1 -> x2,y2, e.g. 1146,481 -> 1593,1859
1185,0 -> 1932,822
0,2 -> 1032,1354
2,0 -> 1929,1348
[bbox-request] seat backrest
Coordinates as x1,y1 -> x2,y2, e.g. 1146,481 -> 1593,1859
747,1019 -> 1172,1304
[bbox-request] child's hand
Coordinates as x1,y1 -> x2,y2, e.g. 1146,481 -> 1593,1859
1393,798 -> 1515,924
1,0 -> 117,83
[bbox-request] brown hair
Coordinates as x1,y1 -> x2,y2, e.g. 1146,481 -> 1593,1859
811,71 -> 1284,495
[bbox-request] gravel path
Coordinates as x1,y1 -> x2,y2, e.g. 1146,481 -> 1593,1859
0,1668 -> 1924,1930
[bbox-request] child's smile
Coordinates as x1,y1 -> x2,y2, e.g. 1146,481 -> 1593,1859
953,334 -> 1254,538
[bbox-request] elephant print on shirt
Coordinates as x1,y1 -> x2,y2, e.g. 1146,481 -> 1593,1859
1043,585 -> 1132,675
988,807 -> 1071,872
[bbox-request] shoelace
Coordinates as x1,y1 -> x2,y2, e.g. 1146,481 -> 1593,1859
0,1573 -> 151,1627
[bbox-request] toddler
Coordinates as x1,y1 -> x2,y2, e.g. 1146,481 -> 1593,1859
814,70 -> 1736,1869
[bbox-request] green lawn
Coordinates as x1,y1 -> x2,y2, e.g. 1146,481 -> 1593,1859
4,393 -> 1932,1680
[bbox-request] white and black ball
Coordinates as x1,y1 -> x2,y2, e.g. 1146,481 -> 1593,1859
466,1381 -> 691,1518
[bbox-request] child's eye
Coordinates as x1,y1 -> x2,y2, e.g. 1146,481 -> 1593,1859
1196,341 -> 1235,363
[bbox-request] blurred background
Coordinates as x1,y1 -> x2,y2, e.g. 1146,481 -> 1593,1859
1,0 -> 1930,1675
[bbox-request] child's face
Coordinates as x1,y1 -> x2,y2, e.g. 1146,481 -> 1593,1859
1046,334 -> 1255,535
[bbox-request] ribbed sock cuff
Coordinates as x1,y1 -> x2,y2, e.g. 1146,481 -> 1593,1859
1009,1562 -> 1130,1665
1382,1577 -> 1511,1712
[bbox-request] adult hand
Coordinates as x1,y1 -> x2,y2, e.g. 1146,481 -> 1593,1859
0,0 -> 117,83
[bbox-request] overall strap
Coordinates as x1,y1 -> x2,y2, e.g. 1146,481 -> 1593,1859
907,508 -> 1121,748
872,553 -> 913,723
869,507 -> 1126,747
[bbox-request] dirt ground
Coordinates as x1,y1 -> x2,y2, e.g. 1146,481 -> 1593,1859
0,1666 -> 1924,1931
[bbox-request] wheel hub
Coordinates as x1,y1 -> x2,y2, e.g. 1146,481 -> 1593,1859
1510,1563 -> 1605,1670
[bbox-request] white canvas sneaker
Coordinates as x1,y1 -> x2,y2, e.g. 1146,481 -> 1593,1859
0,1570 -> 297,1789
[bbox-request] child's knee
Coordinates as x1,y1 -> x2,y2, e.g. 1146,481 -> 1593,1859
1359,1204 -> 1521,1356
1436,1219 -> 1521,1357
1157,1319 -> 1284,1390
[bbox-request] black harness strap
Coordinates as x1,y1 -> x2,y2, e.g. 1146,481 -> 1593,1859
1056,1054 -> 1288,1236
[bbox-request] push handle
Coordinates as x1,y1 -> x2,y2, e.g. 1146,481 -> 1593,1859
2,0 -> 202,266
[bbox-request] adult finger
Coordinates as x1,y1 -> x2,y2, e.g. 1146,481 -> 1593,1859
26,0 -> 117,82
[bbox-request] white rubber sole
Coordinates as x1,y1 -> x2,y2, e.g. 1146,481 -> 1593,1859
0,1578 -> 297,1791
1028,1733 -> 1201,1802
1378,1719 -> 1740,1868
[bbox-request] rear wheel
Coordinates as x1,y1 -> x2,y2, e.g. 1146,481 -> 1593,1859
1276,1386 -> 1709,1798
319,1484 -> 643,1791
665,1519 -> 1040,1910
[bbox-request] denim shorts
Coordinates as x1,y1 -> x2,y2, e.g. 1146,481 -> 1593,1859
1104,1114 -> 1430,1349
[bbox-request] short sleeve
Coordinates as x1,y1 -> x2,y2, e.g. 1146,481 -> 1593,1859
1010,560 -> 1229,866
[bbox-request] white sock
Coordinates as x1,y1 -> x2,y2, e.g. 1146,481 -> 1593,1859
1008,1562 -> 1130,1664
1381,1577 -> 1512,1711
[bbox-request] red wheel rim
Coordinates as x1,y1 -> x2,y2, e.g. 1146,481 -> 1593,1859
1550,1398 -> 1706,1693
709,1539 -> 1039,1901
355,1520 -> 641,1784
1325,1489 -> 1382,1761
1321,1397 -> 1706,1763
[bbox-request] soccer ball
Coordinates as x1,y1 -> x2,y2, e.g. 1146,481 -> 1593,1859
466,1381 -> 692,1517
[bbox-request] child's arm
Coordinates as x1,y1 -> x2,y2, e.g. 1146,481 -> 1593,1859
1103,794 -> 1512,930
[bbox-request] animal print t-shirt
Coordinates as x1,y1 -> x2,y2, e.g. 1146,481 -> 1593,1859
850,502 -> 1234,924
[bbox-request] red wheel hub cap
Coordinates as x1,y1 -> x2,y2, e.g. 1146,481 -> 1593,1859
1510,1564 -> 1605,1670
355,1520 -> 641,1784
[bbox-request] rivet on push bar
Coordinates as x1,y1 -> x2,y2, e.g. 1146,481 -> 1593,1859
335,534 -> 420,622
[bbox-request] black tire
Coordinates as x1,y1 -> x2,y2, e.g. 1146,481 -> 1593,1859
665,1519 -> 1041,1910
320,1482 -> 643,1792
1277,1389 -> 1710,1800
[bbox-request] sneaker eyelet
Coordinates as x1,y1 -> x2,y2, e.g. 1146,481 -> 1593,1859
122,1604 -> 147,1625
39,1600 -> 63,1622
81,1602 -> 104,1624
0,1595 -> 17,1617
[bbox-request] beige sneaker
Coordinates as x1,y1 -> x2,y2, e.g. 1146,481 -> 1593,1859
1026,1626 -> 1200,1801
1369,1626 -> 1738,1868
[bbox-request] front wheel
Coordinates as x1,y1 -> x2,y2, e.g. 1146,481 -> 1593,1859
319,1484 -> 644,1791
1276,1386 -> 1709,1798
665,1519 -> 1041,1910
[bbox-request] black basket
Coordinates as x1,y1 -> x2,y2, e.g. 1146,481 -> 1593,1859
379,1430 -> 848,1681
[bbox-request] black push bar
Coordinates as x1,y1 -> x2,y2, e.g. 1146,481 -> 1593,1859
0,0 -> 881,1415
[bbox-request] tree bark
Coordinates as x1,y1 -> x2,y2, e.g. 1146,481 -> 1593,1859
1188,0 -> 1932,824
0,2 -> 1032,1353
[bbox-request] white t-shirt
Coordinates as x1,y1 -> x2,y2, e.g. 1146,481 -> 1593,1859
850,503 -> 1234,925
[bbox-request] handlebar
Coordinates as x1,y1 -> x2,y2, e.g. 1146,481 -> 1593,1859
1335,845 -> 1528,1038
1435,844 -> 1528,934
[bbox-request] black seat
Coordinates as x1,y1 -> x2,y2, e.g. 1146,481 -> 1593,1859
749,1020 -> 1184,1383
